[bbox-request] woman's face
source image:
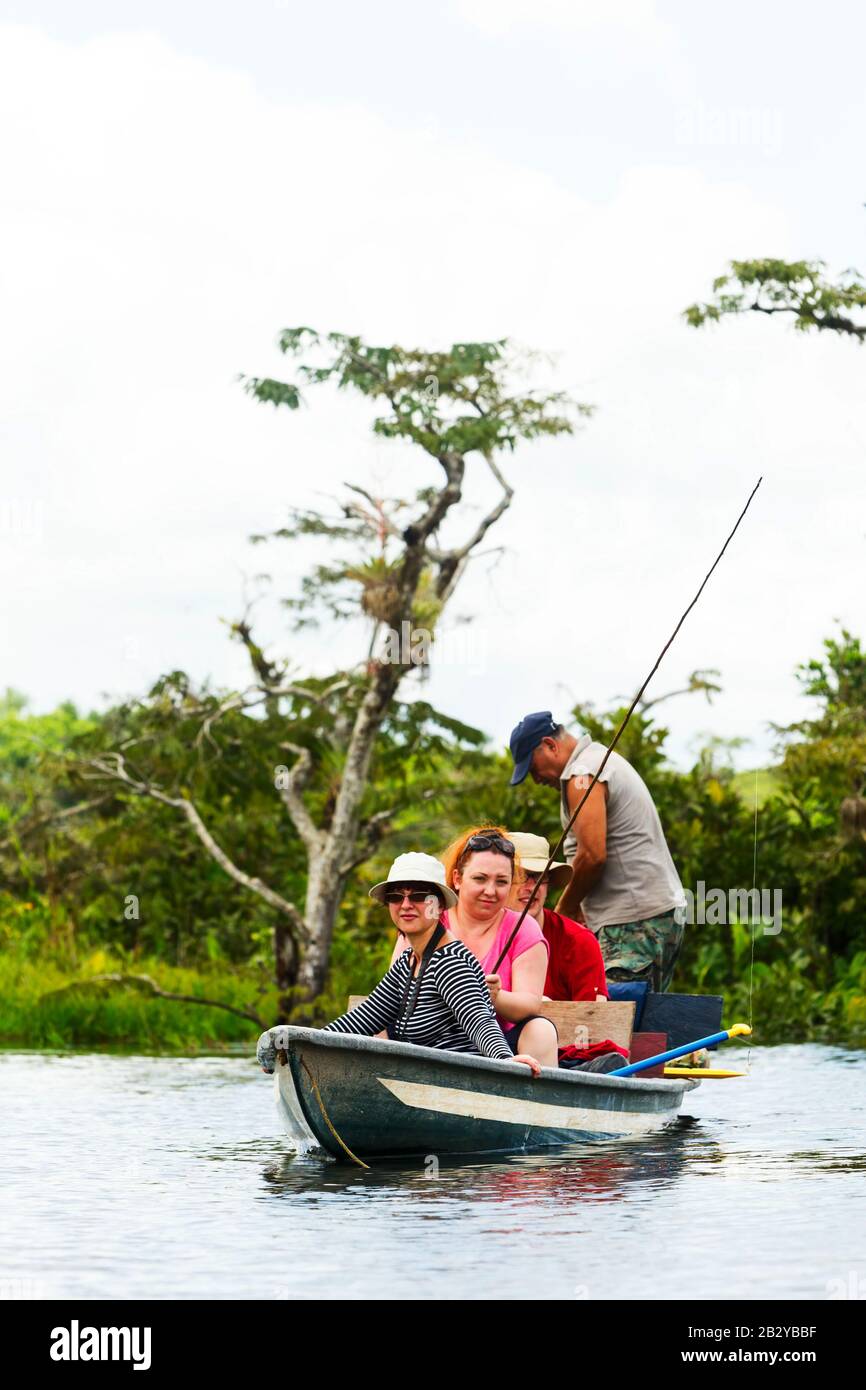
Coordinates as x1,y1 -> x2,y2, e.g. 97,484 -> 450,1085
386,884 -> 442,934
453,850 -> 513,916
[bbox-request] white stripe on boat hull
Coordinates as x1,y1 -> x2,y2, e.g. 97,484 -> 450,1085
377,1077 -> 674,1135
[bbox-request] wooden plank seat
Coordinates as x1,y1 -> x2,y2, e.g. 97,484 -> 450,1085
348,996 -> 635,1054
537,1000 -> 634,1052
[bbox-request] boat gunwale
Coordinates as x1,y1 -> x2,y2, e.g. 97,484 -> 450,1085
270,1025 -> 700,1096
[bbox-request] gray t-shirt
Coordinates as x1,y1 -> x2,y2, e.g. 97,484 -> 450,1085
559,735 -> 685,930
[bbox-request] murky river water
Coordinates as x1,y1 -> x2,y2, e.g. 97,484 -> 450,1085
2,1044 -> 864,1300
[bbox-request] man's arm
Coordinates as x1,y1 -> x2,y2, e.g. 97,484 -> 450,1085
556,776 -> 608,920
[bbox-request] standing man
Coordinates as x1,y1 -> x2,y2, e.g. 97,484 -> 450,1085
508,712 -> 685,991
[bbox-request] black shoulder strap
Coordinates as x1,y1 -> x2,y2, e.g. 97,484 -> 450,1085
393,923 -> 446,1039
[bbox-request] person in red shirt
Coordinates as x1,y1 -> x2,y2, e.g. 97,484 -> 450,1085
507,831 -> 624,1072
507,831 -> 608,1001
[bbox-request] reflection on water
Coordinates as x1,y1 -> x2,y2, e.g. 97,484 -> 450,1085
259,1115 -> 711,1206
2,1045 -> 865,1300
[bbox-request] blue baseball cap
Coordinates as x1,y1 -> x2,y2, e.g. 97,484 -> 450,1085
509,710 -> 559,785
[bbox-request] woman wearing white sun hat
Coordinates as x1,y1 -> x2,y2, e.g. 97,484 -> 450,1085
321,852 -> 543,1074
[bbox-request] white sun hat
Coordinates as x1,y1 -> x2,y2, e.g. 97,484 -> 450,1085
507,831 -> 572,892
368,851 -> 457,908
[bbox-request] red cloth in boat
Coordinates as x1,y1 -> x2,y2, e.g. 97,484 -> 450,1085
558,1038 -> 629,1063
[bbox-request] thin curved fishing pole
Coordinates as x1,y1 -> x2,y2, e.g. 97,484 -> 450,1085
493,476 -> 763,974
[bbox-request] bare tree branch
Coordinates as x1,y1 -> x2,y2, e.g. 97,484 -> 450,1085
343,484 -> 405,540
276,742 -> 325,855
82,753 -> 309,942
39,973 -> 268,1030
338,806 -> 398,875
262,676 -> 352,705
637,668 -> 722,712
433,449 -> 514,600
194,690 -> 252,752
232,611 -> 283,689
0,794 -> 112,853
749,298 -> 866,339
192,676 -> 352,753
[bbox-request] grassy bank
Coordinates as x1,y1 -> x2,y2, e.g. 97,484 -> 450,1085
0,949 -> 278,1053
2,943 -> 865,1053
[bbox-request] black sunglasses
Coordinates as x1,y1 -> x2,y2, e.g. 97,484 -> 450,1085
383,887 -> 442,905
465,833 -> 515,857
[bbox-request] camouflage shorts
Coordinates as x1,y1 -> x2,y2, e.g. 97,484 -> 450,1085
596,911 -> 684,993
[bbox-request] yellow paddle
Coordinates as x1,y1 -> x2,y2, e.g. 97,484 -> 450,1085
663,1067 -> 745,1078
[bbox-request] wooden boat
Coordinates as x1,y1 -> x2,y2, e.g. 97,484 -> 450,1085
262,1025 -> 700,1161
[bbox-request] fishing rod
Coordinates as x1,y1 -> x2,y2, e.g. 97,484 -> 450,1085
493,475 -> 763,973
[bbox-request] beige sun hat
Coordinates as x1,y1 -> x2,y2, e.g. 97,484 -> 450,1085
368,852 -> 458,908
507,832 -> 572,892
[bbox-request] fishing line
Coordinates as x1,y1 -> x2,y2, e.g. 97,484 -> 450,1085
747,766 -> 759,1074
495,476 -> 764,973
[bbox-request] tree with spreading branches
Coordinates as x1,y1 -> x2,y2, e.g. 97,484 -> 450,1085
76,332 -> 588,1008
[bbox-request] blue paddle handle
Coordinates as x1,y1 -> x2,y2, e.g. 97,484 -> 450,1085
608,1026 -> 748,1076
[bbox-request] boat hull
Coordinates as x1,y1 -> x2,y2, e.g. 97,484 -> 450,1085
267,1027 -> 698,1160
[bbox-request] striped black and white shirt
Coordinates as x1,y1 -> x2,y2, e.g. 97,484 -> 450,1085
324,940 -> 512,1061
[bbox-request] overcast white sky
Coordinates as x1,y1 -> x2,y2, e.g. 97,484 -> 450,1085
2,0 -> 864,768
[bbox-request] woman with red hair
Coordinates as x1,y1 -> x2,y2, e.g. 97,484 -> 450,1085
392,825 -> 558,1068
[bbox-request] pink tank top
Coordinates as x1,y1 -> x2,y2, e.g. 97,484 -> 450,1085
441,908 -> 548,1031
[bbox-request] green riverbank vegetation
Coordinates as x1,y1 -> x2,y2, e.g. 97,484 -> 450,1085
2,628 -> 864,1052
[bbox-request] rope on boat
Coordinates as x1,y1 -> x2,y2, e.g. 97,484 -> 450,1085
299,1057 -> 371,1170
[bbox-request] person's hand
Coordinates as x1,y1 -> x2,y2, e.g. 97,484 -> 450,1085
484,973 -> 502,1005
513,1053 -> 541,1078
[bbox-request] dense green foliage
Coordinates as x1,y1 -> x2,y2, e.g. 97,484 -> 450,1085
679,242 -> 865,1042
685,258 -> 866,341
1,627 -> 864,1051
